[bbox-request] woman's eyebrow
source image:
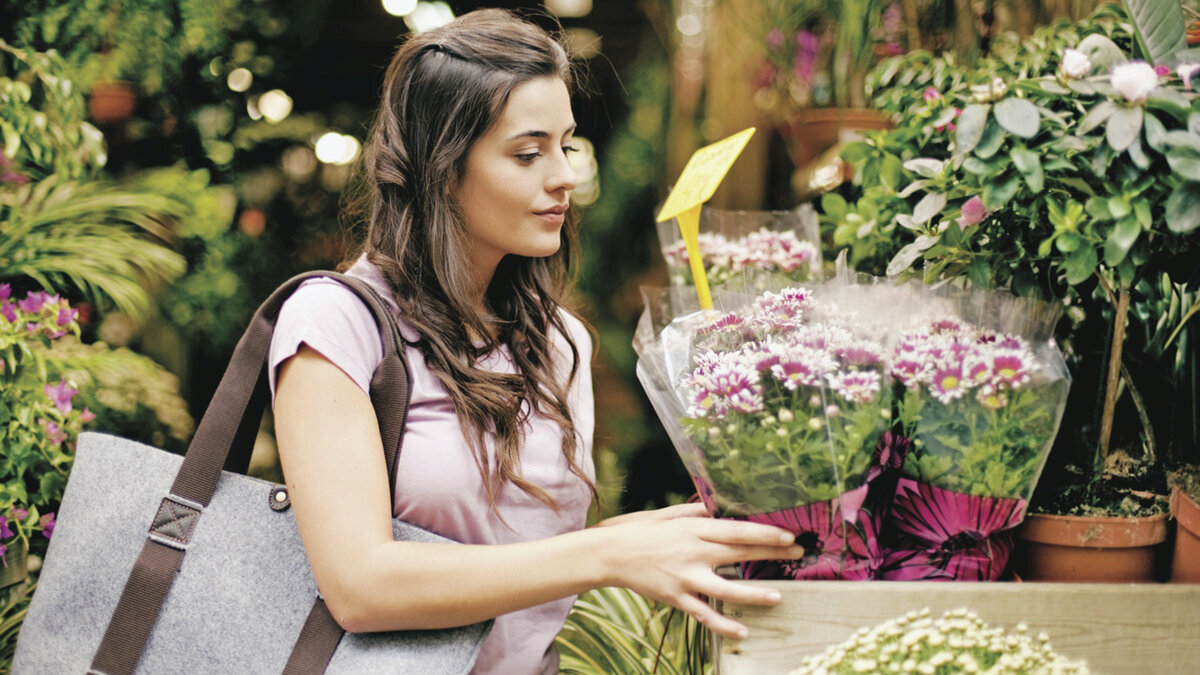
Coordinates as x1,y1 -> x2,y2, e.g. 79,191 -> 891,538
506,124 -> 577,141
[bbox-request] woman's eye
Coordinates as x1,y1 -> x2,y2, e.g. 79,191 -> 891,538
563,145 -> 580,155
516,152 -> 541,162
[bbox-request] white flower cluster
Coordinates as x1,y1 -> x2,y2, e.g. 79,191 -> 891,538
790,608 -> 1089,675
664,227 -> 819,284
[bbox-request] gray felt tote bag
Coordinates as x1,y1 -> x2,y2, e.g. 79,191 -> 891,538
13,271 -> 491,675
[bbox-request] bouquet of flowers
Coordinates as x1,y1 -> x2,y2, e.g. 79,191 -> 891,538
879,289 -> 1070,581
635,278 -> 897,580
657,205 -> 821,288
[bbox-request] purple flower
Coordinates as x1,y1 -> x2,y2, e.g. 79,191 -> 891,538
875,431 -> 911,471
57,306 -> 77,326
891,358 -> 927,389
0,516 -> 12,540
40,512 -> 55,539
1155,64 -> 1170,78
12,507 -> 27,520
1,300 -> 15,323
45,377 -> 77,414
956,196 -> 989,228
795,31 -> 820,85
18,291 -> 47,314
772,359 -> 824,390
80,407 -> 96,423
739,498 -> 882,581
836,342 -> 882,367
923,87 -> 942,102
40,419 -> 68,446
0,283 -> 9,301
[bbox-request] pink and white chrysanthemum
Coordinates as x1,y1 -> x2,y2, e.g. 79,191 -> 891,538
929,364 -> 968,403
976,385 -> 1008,410
837,340 -> 883,367
686,357 -> 764,418
891,358 -> 928,389
990,349 -> 1032,388
827,370 -> 881,404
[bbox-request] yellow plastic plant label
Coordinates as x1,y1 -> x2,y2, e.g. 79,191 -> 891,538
656,127 -> 756,310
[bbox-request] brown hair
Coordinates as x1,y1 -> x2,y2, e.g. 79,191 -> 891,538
348,9 -> 592,512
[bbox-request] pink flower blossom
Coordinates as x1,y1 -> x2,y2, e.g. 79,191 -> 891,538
1179,63 -> 1200,90
930,365 -> 967,403
0,516 -> 12,540
923,87 -> 941,102
80,407 -> 96,423
767,28 -> 783,49
990,351 -> 1032,388
57,306 -> 77,326
0,300 -> 15,323
18,291 -> 46,313
40,419 -> 68,446
44,377 -> 77,414
1155,64 -> 1170,77
956,195 -> 989,228
827,370 -> 881,404
39,512 -> 56,539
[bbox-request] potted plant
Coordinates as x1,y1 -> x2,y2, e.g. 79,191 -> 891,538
751,0 -> 902,174
831,1 -> 1200,580
1169,466 -> 1200,582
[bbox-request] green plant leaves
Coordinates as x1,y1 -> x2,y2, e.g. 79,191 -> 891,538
994,97 -> 1040,138
887,235 -> 938,276
1106,106 -> 1143,151
1063,244 -> 1098,284
1144,111 -> 1168,152
1105,217 -> 1141,265
1167,144 -> 1200,180
1010,146 -> 1044,192
955,104 -> 990,155
1166,181 -> 1200,232
1076,33 -> 1128,73
1125,0 -> 1187,66
974,118 -> 1007,158
984,172 -> 1021,209
913,192 -> 947,224
1078,101 -> 1118,135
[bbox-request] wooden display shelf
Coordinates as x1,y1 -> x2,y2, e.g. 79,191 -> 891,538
714,581 -> 1200,674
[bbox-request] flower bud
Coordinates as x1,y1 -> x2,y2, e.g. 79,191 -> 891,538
970,77 -> 1007,102
776,427 -> 788,437
762,415 -> 776,427
808,417 -> 823,430
808,394 -> 822,408
1059,48 -> 1090,79
825,404 -> 841,417
1111,62 -> 1158,103
778,408 -> 794,423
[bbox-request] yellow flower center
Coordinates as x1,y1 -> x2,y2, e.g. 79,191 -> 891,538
998,368 -> 1015,379
941,376 -> 960,390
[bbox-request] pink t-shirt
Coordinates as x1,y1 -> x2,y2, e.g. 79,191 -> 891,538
268,257 -> 595,674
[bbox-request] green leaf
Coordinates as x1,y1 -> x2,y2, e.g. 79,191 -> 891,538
1125,0 -> 1187,66
1037,79 -> 1070,95
1107,106 -> 1144,152
1105,216 -> 1141,265
1109,196 -> 1132,219
1127,134 -> 1151,169
1144,111 -> 1168,152
967,258 -> 992,287
887,235 -> 938,276
1165,181 -> 1200,232
1079,101 -> 1119,135
1133,198 -> 1152,228
1010,146 -> 1044,192
984,172 -> 1021,210
1147,87 -> 1191,119
974,118 -> 1007,159
821,192 -> 848,219
1167,145 -> 1200,180
1057,231 -> 1082,253
913,192 -> 948,224
1063,245 -> 1098,285
1076,33 -> 1128,73
994,98 -> 1040,138
902,158 -> 945,178
955,104 -> 990,156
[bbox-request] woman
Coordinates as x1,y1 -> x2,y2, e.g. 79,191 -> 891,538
271,9 -> 802,673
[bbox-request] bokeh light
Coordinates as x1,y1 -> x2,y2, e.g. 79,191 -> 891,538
258,89 -> 293,123
314,132 -> 361,166
404,2 -> 454,33
226,67 -> 253,93
545,0 -> 591,17
382,0 -> 418,17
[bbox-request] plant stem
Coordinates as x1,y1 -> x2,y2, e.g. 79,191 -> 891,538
1120,361 -> 1155,466
1099,285 -> 1131,464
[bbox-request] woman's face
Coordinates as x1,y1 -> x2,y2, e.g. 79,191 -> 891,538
454,75 -> 578,280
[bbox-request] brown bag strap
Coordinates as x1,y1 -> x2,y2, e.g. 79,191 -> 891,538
89,272 -> 412,675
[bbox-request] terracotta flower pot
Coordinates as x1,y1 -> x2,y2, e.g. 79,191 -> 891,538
1015,512 -> 1169,582
1170,487 -> 1200,583
778,108 -> 892,172
89,81 -> 138,125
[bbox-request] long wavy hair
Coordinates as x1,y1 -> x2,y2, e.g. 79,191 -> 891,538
346,9 -> 593,512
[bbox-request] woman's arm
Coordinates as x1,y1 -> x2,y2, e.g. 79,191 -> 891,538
275,345 -> 801,638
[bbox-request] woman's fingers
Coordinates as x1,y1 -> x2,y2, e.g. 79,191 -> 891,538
689,518 -> 797,547
674,592 -> 750,639
654,502 -> 711,519
705,542 -> 805,565
692,575 -> 783,607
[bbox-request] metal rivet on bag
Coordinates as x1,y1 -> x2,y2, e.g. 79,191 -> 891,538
269,485 -> 291,512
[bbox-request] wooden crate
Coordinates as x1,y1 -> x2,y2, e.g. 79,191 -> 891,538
714,581 -> 1200,674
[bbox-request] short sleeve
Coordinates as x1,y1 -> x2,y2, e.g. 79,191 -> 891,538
268,278 -> 385,403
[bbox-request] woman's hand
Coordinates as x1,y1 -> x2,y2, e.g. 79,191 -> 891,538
595,515 -> 802,639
